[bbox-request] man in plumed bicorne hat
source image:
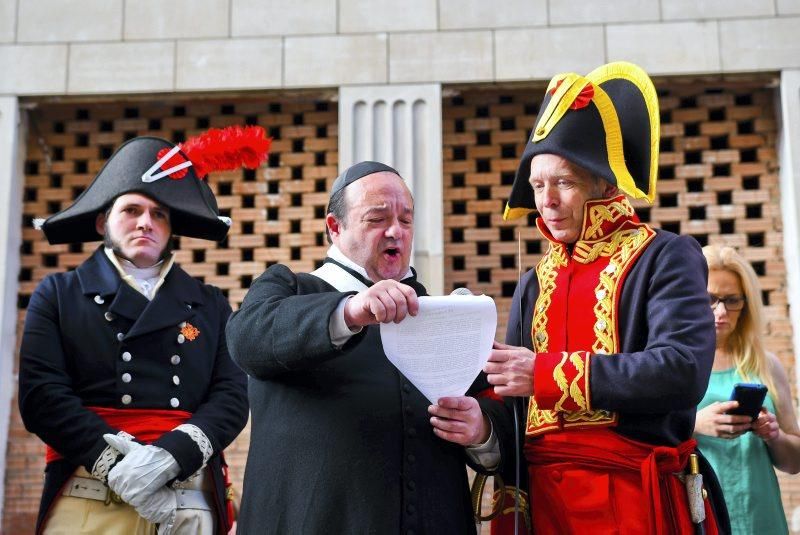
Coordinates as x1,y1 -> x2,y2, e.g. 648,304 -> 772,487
480,62 -> 730,533
19,126 -> 269,534
226,161 -> 510,534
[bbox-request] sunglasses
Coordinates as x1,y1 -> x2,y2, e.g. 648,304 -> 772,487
709,294 -> 746,311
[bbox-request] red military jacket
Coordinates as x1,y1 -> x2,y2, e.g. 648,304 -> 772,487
514,195 -> 715,441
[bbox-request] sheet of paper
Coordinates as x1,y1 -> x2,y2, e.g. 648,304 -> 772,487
380,294 -> 497,403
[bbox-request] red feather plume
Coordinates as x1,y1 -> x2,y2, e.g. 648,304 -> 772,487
180,125 -> 271,179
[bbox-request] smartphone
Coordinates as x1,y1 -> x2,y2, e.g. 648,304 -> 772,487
727,383 -> 768,421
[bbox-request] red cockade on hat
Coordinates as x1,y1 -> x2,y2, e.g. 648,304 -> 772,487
155,147 -> 191,180
550,78 -> 595,110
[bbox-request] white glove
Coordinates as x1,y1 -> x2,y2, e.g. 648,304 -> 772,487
135,486 -> 177,527
104,434 -> 181,507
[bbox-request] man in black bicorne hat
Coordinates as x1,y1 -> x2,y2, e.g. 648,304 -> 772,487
481,62 -> 730,533
226,161 -> 510,534
19,127 -> 268,534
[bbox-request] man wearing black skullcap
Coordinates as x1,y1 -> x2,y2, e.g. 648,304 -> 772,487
19,127 -> 268,534
227,162 -> 509,534
481,62 -> 729,533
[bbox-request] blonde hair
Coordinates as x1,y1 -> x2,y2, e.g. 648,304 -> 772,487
702,245 -> 778,404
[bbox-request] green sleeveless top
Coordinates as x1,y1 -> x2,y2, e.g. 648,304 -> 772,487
696,368 -> 788,535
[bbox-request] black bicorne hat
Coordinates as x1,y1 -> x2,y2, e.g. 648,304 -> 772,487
38,126 -> 270,244
504,61 -> 660,220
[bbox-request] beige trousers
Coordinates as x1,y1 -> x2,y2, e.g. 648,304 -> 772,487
43,468 -> 215,535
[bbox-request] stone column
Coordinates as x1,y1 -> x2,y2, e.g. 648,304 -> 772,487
338,84 -> 444,295
0,96 -> 24,521
779,70 -> 800,401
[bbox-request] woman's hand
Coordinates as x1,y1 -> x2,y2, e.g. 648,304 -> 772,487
752,408 -> 780,442
694,400 -> 753,439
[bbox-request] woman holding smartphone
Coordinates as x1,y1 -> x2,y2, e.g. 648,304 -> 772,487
694,245 -> 800,534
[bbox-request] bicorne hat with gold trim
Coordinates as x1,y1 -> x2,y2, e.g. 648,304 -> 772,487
503,61 -> 659,221
37,126 -> 271,244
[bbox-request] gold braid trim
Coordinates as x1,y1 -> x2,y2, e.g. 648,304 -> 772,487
549,352 -> 589,412
583,199 -> 635,241
563,409 -> 616,425
527,244 -> 567,434
568,352 -> 587,410
592,260 -> 617,354
575,231 -> 627,266
531,243 -> 567,352
591,226 -> 653,355
562,223 -> 657,428
552,353 -> 571,412
526,396 -> 560,434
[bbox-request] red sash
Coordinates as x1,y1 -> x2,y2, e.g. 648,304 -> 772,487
524,428 -> 719,535
45,406 -> 191,464
43,407 -> 237,532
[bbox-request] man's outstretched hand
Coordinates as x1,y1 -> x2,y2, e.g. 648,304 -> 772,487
484,341 -> 535,397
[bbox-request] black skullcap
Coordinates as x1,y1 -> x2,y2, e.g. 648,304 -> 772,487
330,161 -> 401,196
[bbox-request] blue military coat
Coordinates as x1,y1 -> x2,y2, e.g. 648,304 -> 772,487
19,247 -> 248,532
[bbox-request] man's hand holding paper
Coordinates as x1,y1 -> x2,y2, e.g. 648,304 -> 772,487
344,279 -> 419,326
380,293 -> 497,450
428,396 -> 491,446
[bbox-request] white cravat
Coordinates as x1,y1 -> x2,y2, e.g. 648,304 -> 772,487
104,248 -> 174,300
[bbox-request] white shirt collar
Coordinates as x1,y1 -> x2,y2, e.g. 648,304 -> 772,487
104,247 -> 175,299
117,257 -> 163,281
326,245 -> 413,282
